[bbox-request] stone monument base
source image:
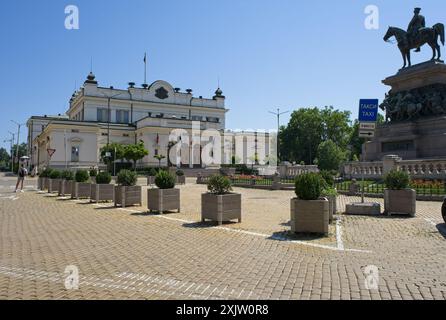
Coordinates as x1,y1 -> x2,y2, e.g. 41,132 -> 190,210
367,60 -> 446,161
363,116 -> 446,161
345,203 -> 381,216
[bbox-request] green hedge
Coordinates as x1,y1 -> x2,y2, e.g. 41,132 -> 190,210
295,173 -> 323,200
75,170 -> 90,183
96,171 -> 112,184
155,170 -> 176,189
384,170 -> 410,190
117,170 -> 137,186
207,175 -> 232,195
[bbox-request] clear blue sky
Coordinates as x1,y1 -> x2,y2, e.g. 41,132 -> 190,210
1,0 -> 445,150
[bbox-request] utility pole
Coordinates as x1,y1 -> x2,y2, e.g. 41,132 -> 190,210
11,121 -> 25,172
7,131 -> 15,172
268,108 -> 289,161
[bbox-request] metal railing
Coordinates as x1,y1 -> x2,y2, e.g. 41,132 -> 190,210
336,180 -> 446,196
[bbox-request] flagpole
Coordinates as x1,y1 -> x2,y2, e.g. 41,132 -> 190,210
144,52 -> 147,85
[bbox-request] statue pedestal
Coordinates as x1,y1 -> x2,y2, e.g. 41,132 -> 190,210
366,60 -> 446,161
364,116 -> 446,161
383,60 -> 446,93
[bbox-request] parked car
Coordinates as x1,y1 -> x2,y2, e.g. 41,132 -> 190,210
442,198 -> 446,224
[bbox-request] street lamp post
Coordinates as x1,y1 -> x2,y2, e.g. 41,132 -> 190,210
268,108 -> 290,162
11,120 -> 25,172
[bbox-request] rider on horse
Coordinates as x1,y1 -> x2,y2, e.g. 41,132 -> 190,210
408,7 -> 426,52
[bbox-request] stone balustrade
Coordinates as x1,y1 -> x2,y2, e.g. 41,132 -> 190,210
276,165 -> 319,178
343,157 -> 446,180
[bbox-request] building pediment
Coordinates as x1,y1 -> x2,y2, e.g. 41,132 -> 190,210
148,80 -> 175,101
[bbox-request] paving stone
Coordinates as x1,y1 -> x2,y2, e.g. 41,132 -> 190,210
0,176 -> 445,300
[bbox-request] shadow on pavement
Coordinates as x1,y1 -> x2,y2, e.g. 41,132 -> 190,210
182,221 -> 237,229
269,231 -> 327,242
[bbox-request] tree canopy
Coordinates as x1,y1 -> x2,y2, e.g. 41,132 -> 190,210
100,143 -> 125,165
0,148 -> 9,163
124,141 -> 149,169
11,143 -> 27,159
279,107 -> 352,164
316,140 -> 347,171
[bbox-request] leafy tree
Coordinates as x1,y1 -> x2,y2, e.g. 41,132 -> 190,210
279,107 -> 351,165
100,143 -> 125,173
321,106 -> 352,148
100,143 -> 125,164
11,143 -> 27,159
317,140 -> 347,171
0,148 -> 10,163
348,120 -> 364,161
154,154 -> 166,168
124,141 -> 149,169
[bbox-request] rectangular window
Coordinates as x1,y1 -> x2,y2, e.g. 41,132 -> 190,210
116,110 -> 129,124
97,108 -> 109,122
71,146 -> 80,162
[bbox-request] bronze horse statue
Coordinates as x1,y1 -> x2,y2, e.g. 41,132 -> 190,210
384,24 -> 445,68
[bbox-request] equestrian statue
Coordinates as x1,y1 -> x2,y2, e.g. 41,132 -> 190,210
383,8 -> 445,68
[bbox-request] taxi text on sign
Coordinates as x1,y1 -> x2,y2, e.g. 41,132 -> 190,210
358,99 -> 379,123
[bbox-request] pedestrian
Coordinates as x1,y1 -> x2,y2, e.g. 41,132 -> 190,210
15,164 -> 27,193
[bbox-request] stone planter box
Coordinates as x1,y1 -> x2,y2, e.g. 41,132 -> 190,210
90,184 -> 115,203
114,185 -> 142,208
90,177 -> 96,184
147,176 -> 156,185
201,193 -> 242,225
176,176 -> 186,185
42,177 -> 49,190
148,188 -> 180,213
384,189 -> 416,217
38,177 -> 44,190
327,195 -> 337,223
48,179 -> 62,193
290,198 -> 329,235
59,180 -> 74,196
71,182 -> 91,199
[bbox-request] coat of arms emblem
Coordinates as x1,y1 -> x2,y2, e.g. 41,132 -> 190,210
155,87 -> 169,100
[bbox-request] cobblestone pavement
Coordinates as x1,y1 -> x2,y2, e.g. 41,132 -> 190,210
1,175 -> 446,300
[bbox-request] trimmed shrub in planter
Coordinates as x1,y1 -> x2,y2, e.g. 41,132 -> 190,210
48,170 -> 62,194
115,170 -> 141,208
91,172 -> 114,203
321,188 -> 338,223
291,173 -> 329,235
383,170 -> 416,217
148,170 -> 180,213
59,170 -> 74,196
201,175 -> 241,225
176,169 -> 186,185
72,170 -> 91,199
147,168 -> 157,185
89,168 -> 98,183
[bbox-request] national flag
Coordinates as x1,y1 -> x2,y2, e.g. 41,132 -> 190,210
144,53 -> 147,64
